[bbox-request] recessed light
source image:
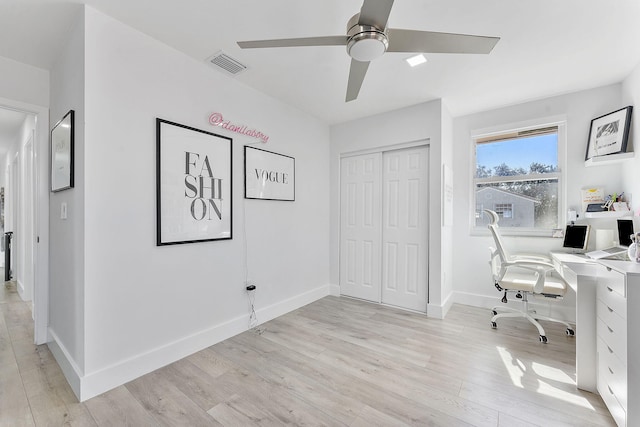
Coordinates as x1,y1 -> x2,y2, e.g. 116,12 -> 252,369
406,54 -> 427,67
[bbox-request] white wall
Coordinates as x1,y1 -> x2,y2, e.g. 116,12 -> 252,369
48,12 -> 86,386
452,84 -> 626,320
0,56 -> 49,108
329,100 -> 454,317
622,61 -> 640,209
440,103 -> 454,308
48,7 -> 330,401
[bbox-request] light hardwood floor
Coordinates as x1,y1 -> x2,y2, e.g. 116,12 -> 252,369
1,281 -> 615,426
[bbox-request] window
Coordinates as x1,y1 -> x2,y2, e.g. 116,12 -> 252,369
494,203 -> 513,218
473,122 -> 564,235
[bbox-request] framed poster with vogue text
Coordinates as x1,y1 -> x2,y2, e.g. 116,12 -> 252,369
156,118 -> 232,245
585,106 -> 633,160
244,146 -> 295,201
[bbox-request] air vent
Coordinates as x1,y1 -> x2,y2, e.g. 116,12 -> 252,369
206,51 -> 247,76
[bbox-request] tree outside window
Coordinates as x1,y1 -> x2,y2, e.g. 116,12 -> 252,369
474,125 -> 562,234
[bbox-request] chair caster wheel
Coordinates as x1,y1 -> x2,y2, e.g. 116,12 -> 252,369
539,335 -> 548,343
566,328 -> 575,336
492,310 -> 498,316
490,321 -> 497,329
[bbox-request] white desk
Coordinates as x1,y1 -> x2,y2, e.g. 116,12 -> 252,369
551,252 -> 640,427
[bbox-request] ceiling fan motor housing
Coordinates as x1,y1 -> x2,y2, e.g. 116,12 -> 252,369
346,13 -> 389,62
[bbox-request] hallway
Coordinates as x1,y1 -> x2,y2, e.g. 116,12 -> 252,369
1,279 -> 84,425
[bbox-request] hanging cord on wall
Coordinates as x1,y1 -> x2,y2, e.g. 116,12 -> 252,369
242,142 -> 265,334
243,195 -> 260,332
242,141 -> 262,287
242,195 -> 250,286
247,285 -> 258,328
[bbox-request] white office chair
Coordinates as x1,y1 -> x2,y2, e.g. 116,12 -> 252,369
485,209 -> 575,343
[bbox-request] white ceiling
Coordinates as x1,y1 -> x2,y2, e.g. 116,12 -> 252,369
0,0 -> 639,125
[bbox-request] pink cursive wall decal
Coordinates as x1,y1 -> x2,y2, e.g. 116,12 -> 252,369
209,112 -> 269,143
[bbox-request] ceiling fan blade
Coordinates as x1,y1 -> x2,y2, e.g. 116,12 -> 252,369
358,0 -> 394,29
387,29 -> 499,54
238,35 -> 347,49
346,59 -> 370,102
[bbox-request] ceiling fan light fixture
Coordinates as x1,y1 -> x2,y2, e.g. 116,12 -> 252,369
347,29 -> 388,62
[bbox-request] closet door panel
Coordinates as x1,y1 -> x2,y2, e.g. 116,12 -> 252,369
340,153 -> 382,302
381,147 -> 429,312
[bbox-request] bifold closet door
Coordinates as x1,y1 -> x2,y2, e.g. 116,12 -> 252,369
340,153 -> 382,302
381,147 -> 429,312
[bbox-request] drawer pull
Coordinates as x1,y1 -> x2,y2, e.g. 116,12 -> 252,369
607,286 -> 614,292
607,346 -> 614,354
607,326 -> 614,333
607,306 -> 613,313
608,386 -> 614,395
606,267 -> 612,271
608,367 -> 614,375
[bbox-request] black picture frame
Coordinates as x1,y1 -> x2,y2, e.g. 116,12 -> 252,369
51,110 -> 74,192
244,146 -> 295,201
585,106 -> 633,160
156,118 -> 232,245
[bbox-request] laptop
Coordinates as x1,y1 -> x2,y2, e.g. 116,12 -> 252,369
586,219 -> 634,260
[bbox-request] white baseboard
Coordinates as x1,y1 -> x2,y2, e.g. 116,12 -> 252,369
60,284 -> 331,402
453,291 -> 576,323
252,284 -> 331,326
17,279 -> 25,299
328,283 -> 340,296
48,329 -> 83,400
427,291 -> 454,319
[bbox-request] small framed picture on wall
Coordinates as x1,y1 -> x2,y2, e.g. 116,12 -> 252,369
244,146 -> 295,201
51,110 -> 74,192
585,106 -> 633,160
156,118 -> 232,245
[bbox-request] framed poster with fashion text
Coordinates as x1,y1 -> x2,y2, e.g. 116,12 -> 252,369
585,106 -> 633,160
51,110 -> 74,192
156,118 -> 232,245
244,146 -> 295,201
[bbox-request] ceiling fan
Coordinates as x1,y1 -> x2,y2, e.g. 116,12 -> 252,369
237,0 -> 499,102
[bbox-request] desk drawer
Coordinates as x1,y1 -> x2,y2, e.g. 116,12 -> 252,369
598,268 -> 626,298
598,363 -> 627,427
597,299 -> 627,335
597,284 -> 627,320
598,337 -> 627,411
597,318 -> 627,365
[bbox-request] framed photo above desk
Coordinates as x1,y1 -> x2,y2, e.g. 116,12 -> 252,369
585,106 -> 633,160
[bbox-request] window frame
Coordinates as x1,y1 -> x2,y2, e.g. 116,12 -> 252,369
470,116 -> 567,237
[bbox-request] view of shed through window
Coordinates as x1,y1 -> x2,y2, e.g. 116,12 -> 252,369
474,126 -> 560,231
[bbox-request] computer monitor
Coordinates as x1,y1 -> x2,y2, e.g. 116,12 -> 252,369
617,219 -> 634,247
563,224 -> 590,252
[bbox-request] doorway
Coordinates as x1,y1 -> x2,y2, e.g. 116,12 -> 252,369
0,100 -> 49,345
339,145 -> 429,312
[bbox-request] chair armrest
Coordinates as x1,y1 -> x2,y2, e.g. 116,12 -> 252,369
512,252 -> 552,263
504,259 -> 556,270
